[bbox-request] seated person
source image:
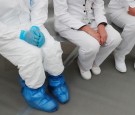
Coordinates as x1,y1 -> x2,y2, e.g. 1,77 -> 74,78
53,0 -> 122,79
0,0 -> 69,112
108,0 -> 135,72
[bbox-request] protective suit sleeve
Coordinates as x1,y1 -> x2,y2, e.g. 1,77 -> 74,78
0,22 -> 20,39
93,0 -> 107,26
53,0 -> 86,30
30,0 -> 48,27
126,0 -> 135,8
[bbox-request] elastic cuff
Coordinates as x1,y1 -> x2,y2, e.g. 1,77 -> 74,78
98,22 -> 107,26
20,30 -> 26,40
71,23 -> 86,30
31,26 -> 40,31
129,2 -> 135,8
78,24 -> 87,30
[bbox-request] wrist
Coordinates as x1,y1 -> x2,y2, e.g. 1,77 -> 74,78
20,30 -> 26,40
98,24 -> 106,31
31,26 -> 40,31
128,6 -> 135,16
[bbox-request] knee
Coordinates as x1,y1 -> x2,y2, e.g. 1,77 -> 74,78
48,65 -> 64,76
31,49 -> 42,61
125,23 -> 135,33
80,39 -> 100,54
121,23 -> 135,41
24,48 -> 42,65
43,41 -> 63,59
107,26 -> 122,47
112,32 -> 122,46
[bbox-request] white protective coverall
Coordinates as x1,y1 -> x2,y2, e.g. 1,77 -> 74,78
108,0 -> 135,60
53,0 -> 122,71
0,0 -> 64,89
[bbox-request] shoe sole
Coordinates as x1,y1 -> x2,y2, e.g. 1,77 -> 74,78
26,101 -> 59,112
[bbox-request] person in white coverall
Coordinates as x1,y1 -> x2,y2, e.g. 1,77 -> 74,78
0,0 -> 69,112
108,0 -> 135,72
53,0 -> 122,80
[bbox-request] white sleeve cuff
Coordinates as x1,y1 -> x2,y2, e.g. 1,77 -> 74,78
128,1 -> 135,8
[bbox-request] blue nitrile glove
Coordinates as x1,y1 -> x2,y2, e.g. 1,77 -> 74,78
20,30 -> 39,46
30,26 -> 45,48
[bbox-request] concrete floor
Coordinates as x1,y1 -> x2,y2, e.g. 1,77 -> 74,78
1,0 -> 135,115
1,53 -> 135,115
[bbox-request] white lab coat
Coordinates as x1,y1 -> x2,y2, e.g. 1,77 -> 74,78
108,0 -> 135,15
108,0 -> 135,60
0,0 -> 64,89
53,0 -> 107,32
53,0 -> 122,71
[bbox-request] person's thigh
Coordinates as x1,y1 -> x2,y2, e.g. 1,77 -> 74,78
40,27 -> 62,53
40,27 -> 63,60
105,25 -> 122,45
40,27 -> 64,75
59,29 -> 100,50
0,38 -> 42,66
110,11 -> 135,28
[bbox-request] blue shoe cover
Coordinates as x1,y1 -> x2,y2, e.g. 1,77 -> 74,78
48,74 -> 69,104
19,78 -> 58,112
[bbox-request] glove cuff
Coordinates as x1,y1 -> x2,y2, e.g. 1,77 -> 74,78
20,30 -> 26,40
31,26 -> 40,31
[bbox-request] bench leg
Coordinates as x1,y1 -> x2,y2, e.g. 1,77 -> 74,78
64,47 -> 79,67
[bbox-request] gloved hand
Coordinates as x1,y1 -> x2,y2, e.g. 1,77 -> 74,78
30,26 -> 45,48
20,30 -> 39,47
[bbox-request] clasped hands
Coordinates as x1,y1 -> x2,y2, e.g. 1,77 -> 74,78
128,6 -> 135,16
79,24 -> 107,46
20,26 -> 45,48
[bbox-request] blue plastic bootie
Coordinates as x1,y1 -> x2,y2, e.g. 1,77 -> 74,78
19,78 -> 58,112
48,74 -> 69,104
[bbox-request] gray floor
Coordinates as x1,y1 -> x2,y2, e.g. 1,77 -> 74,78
1,0 -> 135,115
1,53 -> 135,115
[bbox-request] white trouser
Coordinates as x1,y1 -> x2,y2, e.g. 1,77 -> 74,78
0,27 -> 64,89
59,25 -> 121,71
109,11 -> 135,59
